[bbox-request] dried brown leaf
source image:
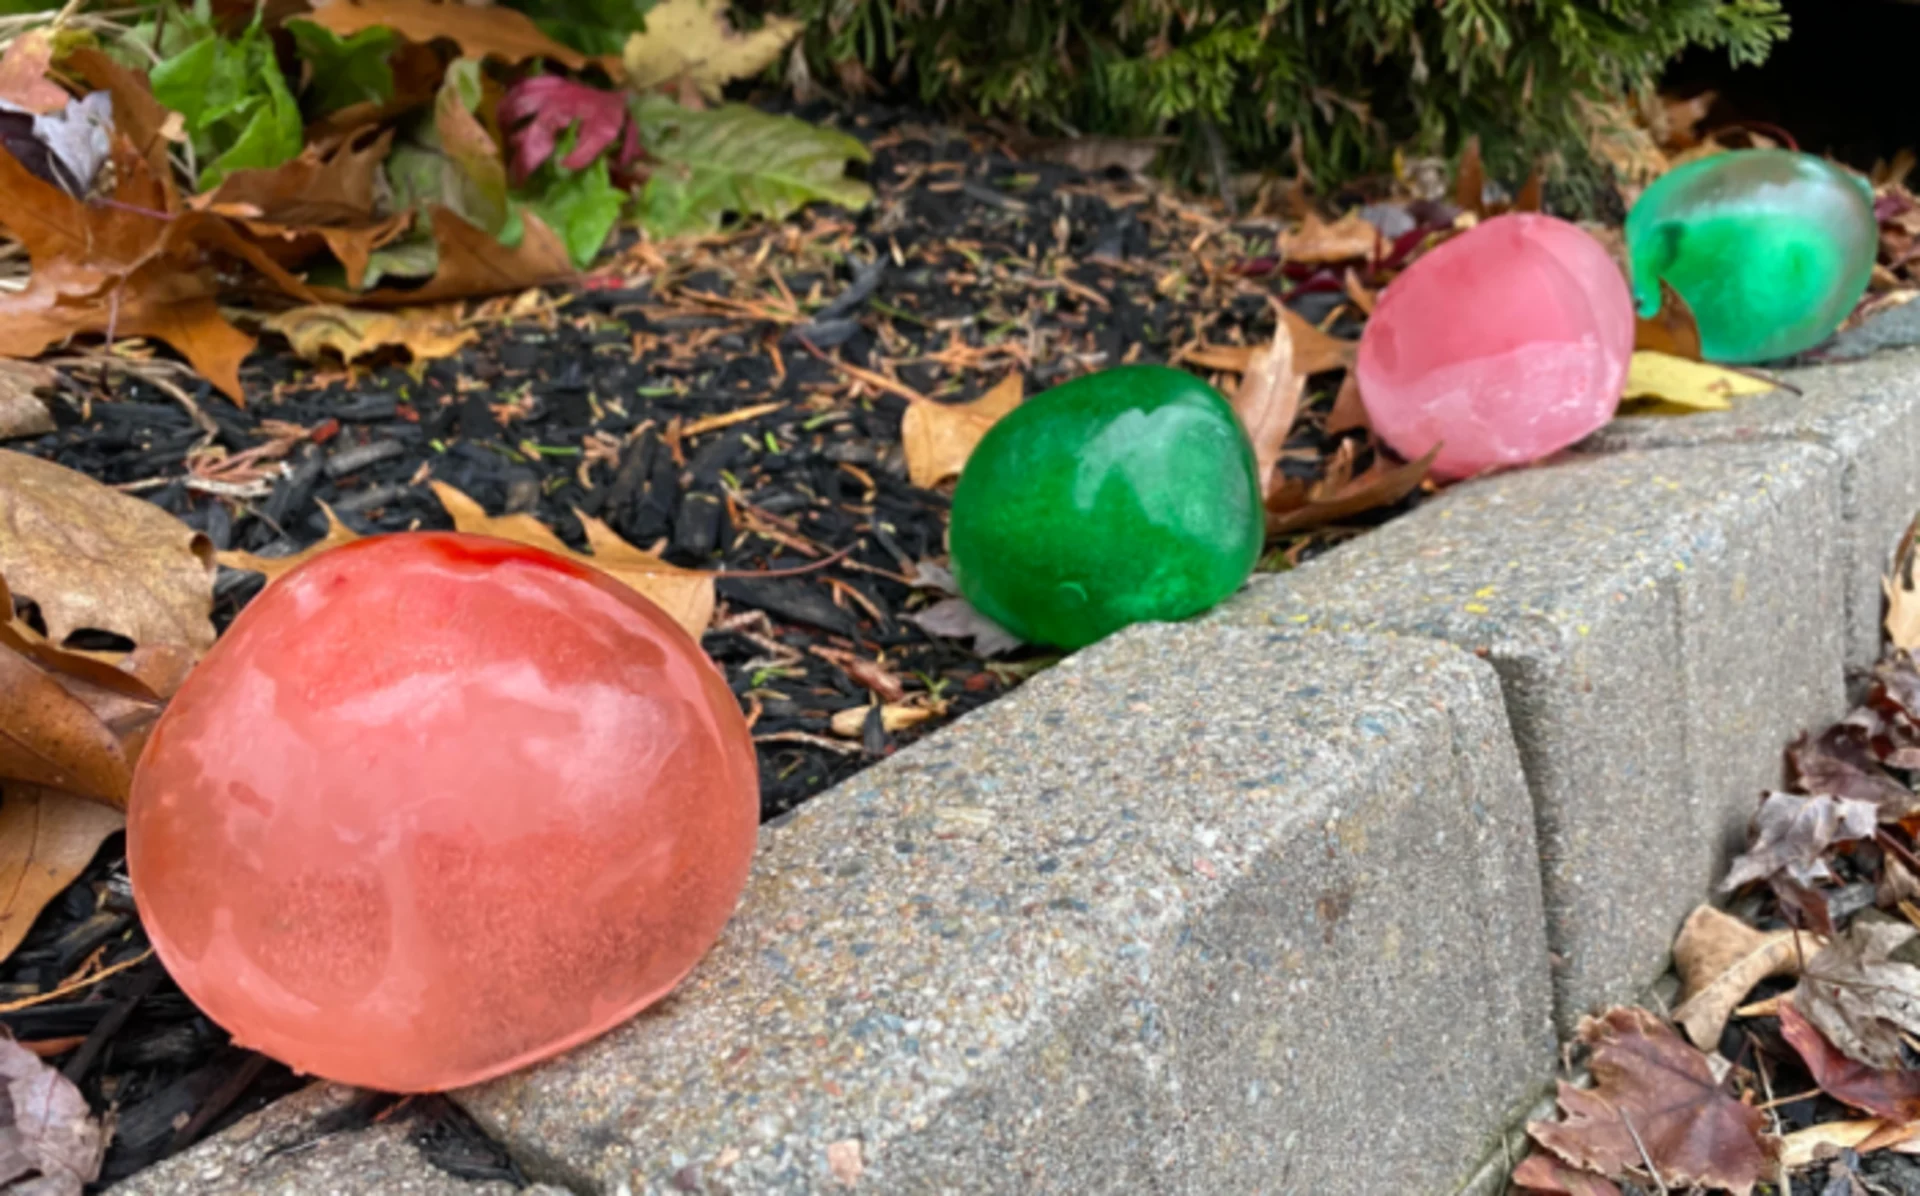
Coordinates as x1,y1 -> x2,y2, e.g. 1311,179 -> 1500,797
0,1034 -> 102,1193
1325,371 -> 1369,435
265,304 -> 476,367
312,205 -> 575,307
0,641 -> 133,803
216,502 -> 358,584
0,450 -> 214,652
1231,313 -> 1303,502
1720,791 -> 1879,892
1671,904 -> 1818,1049
1790,725 -> 1920,819
1635,280 -> 1704,361
0,32 -> 67,115
66,48 -> 176,182
1281,307 -> 1356,376
1266,446 -> 1436,536
901,372 -> 1021,488
305,0 -> 589,69
1779,1119 -> 1888,1168
0,786 -> 123,964
1527,1006 -> 1774,1196
1276,209 -> 1378,266
1799,918 -> 1920,1071
1887,512 -> 1920,655
1513,170 -> 1544,214
1341,268 -> 1376,316
1510,1153 -> 1623,1196
1453,136 -> 1486,215
904,596 -> 1023,656
828,702 -> 937,738
0,362 -> 54,442
427,481 -> 715,637
1780,997 -> 1920,1121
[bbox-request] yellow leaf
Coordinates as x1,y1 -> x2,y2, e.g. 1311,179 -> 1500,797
265,304 -> 478,368
0,787 -> 124,965
901,373 -> 1022,489
1622,351 -> 1776,411
217,503 -> 359,584
426,482 -> 715,637
622,0 -> 802,99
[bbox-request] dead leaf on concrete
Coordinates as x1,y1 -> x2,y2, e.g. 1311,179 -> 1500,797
1622,352 -> 1775,412
0,363 -> 55,442
1799,918 -> 1920,1071
900,373 -> 1021,489
1635,281 -> 1704,361
1510,1153 -> 1623,1196
0,450 -> 214,653
0,1034 -> 102,1194
427,482 -> 715,637
1231,313 -> 1303,502
1720,791 -> 1879,893
1528,1007 -> 1774,1196
621,0 -> 802,100
216,502 -> 358,584
264,304 -> 477,367
1672,904 -> 1820,1049
1780,997 -> 1920,1122
1276,209 -> 1378,265
1886,512 -> 1920,655
0,786 -> 123,965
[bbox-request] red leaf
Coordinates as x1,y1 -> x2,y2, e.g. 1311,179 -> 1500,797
1512,1153 -> 1623,1196
1780,999 -> 1920,1122
497,76 -> 638,184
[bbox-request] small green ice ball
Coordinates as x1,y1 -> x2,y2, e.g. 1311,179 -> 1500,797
1625,149 -> 1876,363
948,364 -> 1265,650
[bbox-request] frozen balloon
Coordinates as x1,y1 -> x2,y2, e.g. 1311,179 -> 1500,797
128,533 -> 758,1092
1356,212 -> 1634,480
1626,149 -> 1876,363
948,363 -> 1264,650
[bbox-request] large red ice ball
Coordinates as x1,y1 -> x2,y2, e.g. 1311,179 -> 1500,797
128,533 -> 759,1092
1356,212 -> 1634,480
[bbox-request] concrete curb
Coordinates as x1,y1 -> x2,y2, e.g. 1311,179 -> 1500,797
109,349 -> 1920,1195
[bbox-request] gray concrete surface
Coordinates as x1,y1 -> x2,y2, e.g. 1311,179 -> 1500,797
1216,441 -> 1849,1032
453,624 -> 1556,1195
1584,348 -> 1920,671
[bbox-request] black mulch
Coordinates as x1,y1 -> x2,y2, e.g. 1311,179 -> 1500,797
3,102 -> 1414,1188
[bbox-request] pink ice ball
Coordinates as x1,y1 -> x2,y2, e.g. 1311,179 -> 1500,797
1355,212 -> 1634,481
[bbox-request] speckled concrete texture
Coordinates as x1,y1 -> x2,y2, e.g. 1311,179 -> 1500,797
1217,441 -> 1847,1032
108,1084 -> 570,1196
453,624 -> 1555,1195
1583,348 -> 1920,671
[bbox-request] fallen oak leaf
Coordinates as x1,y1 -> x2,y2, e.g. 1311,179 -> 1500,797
1779,997 -> 1920,1121
0,641 -> 137,803
1276,209 -> 1378,265
1635,280 -> 1704,360
1789,724 -> 1920,819
1527,1006 -> 1774,1196
0,1033 -> 102,1193
621,0 -> 802,100
1798,917 -> 1920,1071
0,785 -> 124,965
0,449 -> 215,653
1510,1153 -> 1623,1196
1266,445 -> 1436,536
65,48 -> 177,183
0,361 -> 54,442
217,502 -> 358,584
1325,370 -> 1369,435
1622,352 -> 1775,412
1231,309 -> 1303,501
1720,790 -> 1878,892
264,304 -> 477,367
427,481 -> 715,637
901,372 -> 1021,488
1671,904 -> 1821,1049
305,0 -> 590,69
309,205 -> 575,306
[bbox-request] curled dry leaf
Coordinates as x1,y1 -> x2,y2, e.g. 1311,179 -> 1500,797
1778,1119 -> 1892,1169
1181,311 -> 1353,378
1622,352 -> 1775,412
0,450 -> 214,653
0,361 -> 54,442
0,1034 -> 102,1195
1886,512 -> 1920,656
622,0 -> 803,100
1635,280 -> 1705,361
1276,209 -> 1378,265
1799,918 -> 1920,1071
265,304 -> 477,367
1720,790 -> 1879,893
1266,445 -> 1437,537
1672,904 -> 1820,1049
1231,311 -> 1303,501
0,32 -> 68,115
0,785 -> 124,964
1527,1006 -> 1774,1196
305,0 -> 589,69
312,205 -> 576,307
1325,371 -> 1369,435
217,502 -> 358,583
1454,136 -> 1487,215
1789,724 -> 1920,820
427,482 -> 715,637
1510,1153 -> 1623,1196
829,702 -> 937,738
1779,997 -> 1920,1122
901,373 -> 1022,488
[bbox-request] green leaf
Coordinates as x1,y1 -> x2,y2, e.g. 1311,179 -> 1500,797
288,20 -> 396,115
150,8 -> 303,189
505,0 -> 657,56
381,58 -> 509,236
520,156 -> 625,268
630,97 -> 871,239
